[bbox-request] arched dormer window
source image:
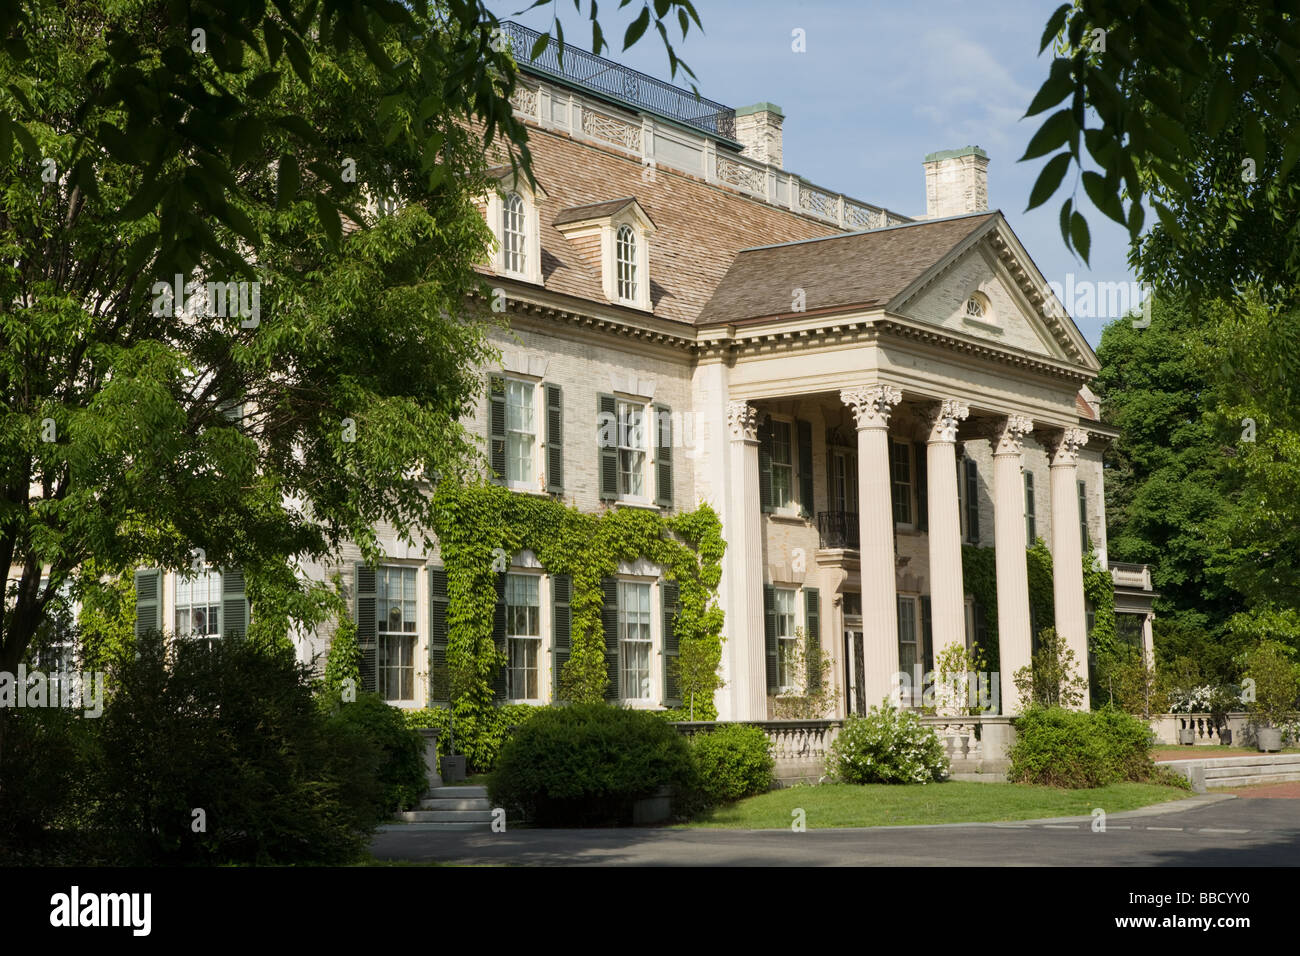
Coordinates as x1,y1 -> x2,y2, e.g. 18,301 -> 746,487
502,192 -> 527,275
963,290 -> 994,324
616,224 -> 637,302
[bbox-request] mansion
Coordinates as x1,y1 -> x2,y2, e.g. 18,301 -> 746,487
131,23 -> 1156,721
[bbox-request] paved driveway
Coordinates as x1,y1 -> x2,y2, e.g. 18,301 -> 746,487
370,794 -> 1300,866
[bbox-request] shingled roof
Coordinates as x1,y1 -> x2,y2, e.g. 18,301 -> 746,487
552,197 -> 646,226
695,212 -> 999,326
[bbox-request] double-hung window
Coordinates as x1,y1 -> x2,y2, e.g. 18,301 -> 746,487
505,379 -> 536,485
769,421 -> 794,509
897,595 -> 919,702
774,587 -> 798,690
505,573 -> 541,700
615,224 -> 638,302
617,400 -> 646,498
1025,470 -> 1037,543
175,569 -> 222,650
502,192 -> 527,276
1078,480 -> 1090,552
891,440 -> 913,525
376,566 -> 417,702
618,580 -> 653,701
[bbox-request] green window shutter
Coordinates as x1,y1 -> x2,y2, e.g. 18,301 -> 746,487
601,577 -> 620,701
965,459 -> 980,543
654,404 -> 673,508
546,383 -> 564,494
488,375 -> 507,480
220,567 -> 249,639
429,567 -> 450,703
134,569 -> 162,637
661,579 -> 681,706
758,417 -> 773,512
492,573 -> 508,700
804,587 -> 821,692
915,440 -> 929,532
764,584 -> 778,693
354,564 -> 378,694
598,393 -> 618,500
1078,479 -> 1089,551
796,419 -> 814,518
921,595 -> 933,677
551,573 -> 571,699
1025,471 -> 1036,543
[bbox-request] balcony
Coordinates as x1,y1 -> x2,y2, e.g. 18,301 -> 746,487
498,20 -> 736,140
816,511 -> 860,550
1109,562 -> 1153,591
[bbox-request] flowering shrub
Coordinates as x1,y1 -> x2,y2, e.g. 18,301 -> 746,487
829,703 -> 948,784
1168,684 -> 1244,714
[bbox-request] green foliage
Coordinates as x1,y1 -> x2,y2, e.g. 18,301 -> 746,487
403,702 -> 540,774
1101,647 -> 1169,718
0,708 -> 99,861
1014,627 -> 1089,709
323,576 -> 362,704
72,563 -> 136,674
1240,639 -> 1300,729
671,635 -> 726,722
829,702 -> 949,785
960,544 -> 1000,665
91,632 -> 381,864
1009,706 -> 1156,789
687,724 -> 775,807
326,694 -> 427,814
1026,539 -> 1056,637
430,483 -> 725,728
487,703 -> 695,826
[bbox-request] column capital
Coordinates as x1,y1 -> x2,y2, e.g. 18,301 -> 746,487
726,400 -> 759,442
840,385 -> 902,430
984,414 -> 1035,456
1042,426 -> 1089,466
925,399 -> 970,443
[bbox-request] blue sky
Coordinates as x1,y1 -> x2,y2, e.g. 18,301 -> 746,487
488,0 -> 1136,348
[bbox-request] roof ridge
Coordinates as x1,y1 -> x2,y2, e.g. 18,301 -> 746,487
739,209 -> 999,254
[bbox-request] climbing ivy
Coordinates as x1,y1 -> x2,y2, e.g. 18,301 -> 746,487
430,482 -> 726,726
961,544 -> 1000,665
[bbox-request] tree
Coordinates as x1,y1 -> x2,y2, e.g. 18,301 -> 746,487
670,637 -> 725,722
768,626 -> 836,720
1014,627 -> 1089,709
1024,0 -> 1300,309
0,0 -> 702,765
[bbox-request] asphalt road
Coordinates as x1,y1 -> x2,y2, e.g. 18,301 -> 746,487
370,794 -> 1300,866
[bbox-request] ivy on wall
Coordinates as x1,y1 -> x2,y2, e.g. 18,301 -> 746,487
430,482 -> 726,724
963,539 -> 1117,703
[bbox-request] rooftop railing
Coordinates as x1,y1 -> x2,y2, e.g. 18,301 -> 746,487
498,20 -> 736,140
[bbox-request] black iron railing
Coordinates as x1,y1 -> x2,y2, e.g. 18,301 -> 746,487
816,511 -> 860,550
498,20 -> 736,140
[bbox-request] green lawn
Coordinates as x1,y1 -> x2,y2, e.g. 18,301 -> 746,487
680,781 -> 1192,829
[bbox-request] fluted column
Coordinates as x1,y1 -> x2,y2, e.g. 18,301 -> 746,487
841,385 -> 903,708
989,415 -> 1035,714
925,400 -> 970,707
726,401 -> 768,719
1044,426 -> 1090,708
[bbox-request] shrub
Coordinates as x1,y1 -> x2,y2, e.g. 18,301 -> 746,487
0,707 -> 99,862
327,693 -> 427,815
1242,639 -> 1300,728
1009,706 -> 1156,788
488,703 -> 694,826
829,703 -> 948,784
403,703 -> 539,773
92,632 -> 378,864
689,724 -> 774,806
1013,628 -> 1088,709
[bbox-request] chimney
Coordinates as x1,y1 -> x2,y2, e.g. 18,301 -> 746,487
735,102 -> 784,168
923,146 -> 989,218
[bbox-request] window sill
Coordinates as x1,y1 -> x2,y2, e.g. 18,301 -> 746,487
962,315 -> 1002,333
609,498 -> 658,511
767,510 -> 809,525
622,698 -> 660,709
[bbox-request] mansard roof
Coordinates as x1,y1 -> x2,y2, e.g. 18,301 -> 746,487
696,212 -> 998,326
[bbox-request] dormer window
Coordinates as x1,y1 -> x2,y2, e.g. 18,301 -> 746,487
503,192 -> 527,275
616,224 -> 637,302
483,169 -> 546,284
553,197 -> 656,311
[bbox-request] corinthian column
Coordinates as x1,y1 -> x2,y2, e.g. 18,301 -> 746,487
841,385 -> 903,708
1043,426 -> 1090,708
989,415 -> 1034,714
924,400 -> 970,700
726,401 -> 768,720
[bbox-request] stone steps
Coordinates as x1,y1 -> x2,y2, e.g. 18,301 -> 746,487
1162,754 -> 1300,792
393,785 -> 494,829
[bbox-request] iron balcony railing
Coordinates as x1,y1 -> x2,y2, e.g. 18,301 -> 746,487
498,20 -> 737,140
816,511 -> 860,550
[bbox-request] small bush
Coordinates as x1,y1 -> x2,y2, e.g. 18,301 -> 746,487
830,703 -> 948,784
1009,706 -> 1156,788
488,703 -> 694,826
327,693 -> 427,815
0,708 -> 99,861
689,724 -> 774,806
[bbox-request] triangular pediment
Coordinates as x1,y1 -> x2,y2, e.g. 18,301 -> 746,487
887,216 -> 1098,370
